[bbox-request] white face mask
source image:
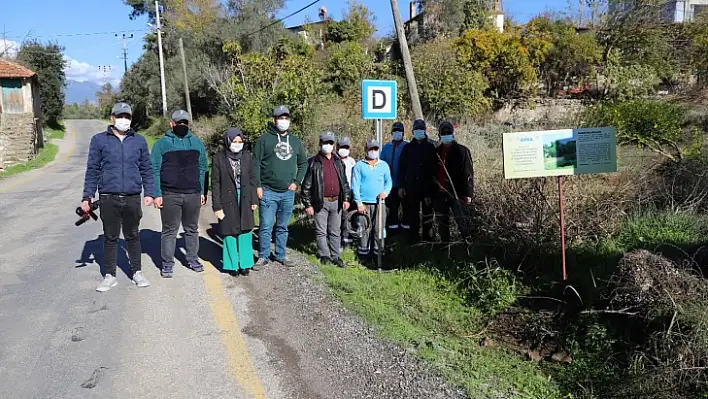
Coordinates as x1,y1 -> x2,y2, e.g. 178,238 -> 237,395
321,143 -> 334,154
338,148 -> 350,158
392,131 -> 403,141
367,150 -> 379,160
230,143 -> 244,153
413,130 -> 426,140
276,119 -> 290,132
114,118 -> 131,132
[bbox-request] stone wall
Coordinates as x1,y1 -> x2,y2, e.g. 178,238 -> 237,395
492,98 -> 587,126
0,113 -> 40,171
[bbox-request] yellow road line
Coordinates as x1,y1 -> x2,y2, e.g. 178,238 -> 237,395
0,125 -> 77,193
201,258 -> 268,399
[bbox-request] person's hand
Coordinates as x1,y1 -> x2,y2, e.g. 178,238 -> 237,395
461,196 -> 472,205
153,197 -> 163,209
215,210 -> 225,220
398,188 -> 406,198
343,201 -> 350,210
305,207 -> 315,217
144,197 -> 154,207
288,183 -> 297,191
357,203 -> 367,214
378,192 -> 388,200
251,204 -> 258,211
257,187 -> 263,200
81,200 -> 91,213
423,197 -> 432,206
201,195 -> 206,206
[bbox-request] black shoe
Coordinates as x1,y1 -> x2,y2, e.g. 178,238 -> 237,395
240,268 -> 250,276
252,258 -> 268,271
320,256 -> 332,265
331,258 -> 346,268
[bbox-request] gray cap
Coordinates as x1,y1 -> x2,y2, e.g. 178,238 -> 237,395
338,136 -> 351,147
366,139 -> 380,150
171,109 -> 190,123
320,131 -> 336,142
111,102 -> 132,116
273,105 -> 290,117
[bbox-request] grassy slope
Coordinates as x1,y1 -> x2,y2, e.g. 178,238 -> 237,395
0,124 -> 65,178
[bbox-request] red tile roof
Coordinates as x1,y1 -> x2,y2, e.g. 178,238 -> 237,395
0,59 -> 36,78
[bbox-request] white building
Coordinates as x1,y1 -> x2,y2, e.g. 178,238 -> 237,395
663,0 -> 708,22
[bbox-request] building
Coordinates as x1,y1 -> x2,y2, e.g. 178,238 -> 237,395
663,0 -> 708,22
0,58 -> 43,171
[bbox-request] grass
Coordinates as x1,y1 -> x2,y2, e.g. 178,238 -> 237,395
144,134 -> 159,150
0,143 -> 59,178
44,124 -> 65,140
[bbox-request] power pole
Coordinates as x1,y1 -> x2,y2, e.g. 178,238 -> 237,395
390,0 -> 423,120
155,0 -> 168,116
178,37 -> 192,119
116,33 -> 134,75
98,65 -> 112,87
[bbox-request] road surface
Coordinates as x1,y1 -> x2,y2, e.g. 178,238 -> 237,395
0,120 -> 465,399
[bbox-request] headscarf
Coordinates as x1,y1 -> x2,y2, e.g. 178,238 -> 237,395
224,127 -> 244,161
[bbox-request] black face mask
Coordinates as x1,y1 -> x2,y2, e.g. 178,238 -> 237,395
173,125 -> 189,138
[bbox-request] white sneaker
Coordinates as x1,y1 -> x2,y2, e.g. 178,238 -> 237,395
132,271 -> 150,288
96,274 -> 118,292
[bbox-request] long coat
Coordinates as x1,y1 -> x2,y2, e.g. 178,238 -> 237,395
211,150 -> 258,236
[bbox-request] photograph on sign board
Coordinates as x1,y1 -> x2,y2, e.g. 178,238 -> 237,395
543,131 -> 577,171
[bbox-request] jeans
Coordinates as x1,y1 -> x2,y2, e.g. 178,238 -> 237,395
160,192 -> 201,268
314,199 -> 341,259
258,188 -> 295,261
99,194 -> 142,277
433,195 -> 471,242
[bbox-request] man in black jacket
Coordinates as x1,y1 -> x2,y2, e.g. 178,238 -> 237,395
301,131 -> 351,267
432,121 -> 474,242
398,119 -> 438,243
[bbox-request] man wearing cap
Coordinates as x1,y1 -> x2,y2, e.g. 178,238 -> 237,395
433,121 -> 474,242
151,110 -> 209,278
351,139 -> 392,258
397,119 -> 438,243
336,136 -> 357,249
253,105 -> 308,269
380,121 -> 408,231
301,131 -> 351,267
82,102 -> 155,292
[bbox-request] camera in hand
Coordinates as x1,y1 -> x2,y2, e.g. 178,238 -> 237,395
75,201 -> 100,226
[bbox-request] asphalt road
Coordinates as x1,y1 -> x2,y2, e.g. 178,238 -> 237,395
0,120 -> 465,399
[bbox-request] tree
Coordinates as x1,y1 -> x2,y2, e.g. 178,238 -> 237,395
325,41 -> 376,95
16,40 -> 66,127
325,0 -> 376,44
417,0 -> 494,40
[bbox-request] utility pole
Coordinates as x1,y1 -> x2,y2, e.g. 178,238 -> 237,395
178,37 -> 192,119
390,0 -> 423,120
98,65 -> 112,86
155,0 -> 168,116
116,33 -> 134,75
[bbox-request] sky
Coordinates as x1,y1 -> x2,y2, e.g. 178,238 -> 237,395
0,0 -> 568,87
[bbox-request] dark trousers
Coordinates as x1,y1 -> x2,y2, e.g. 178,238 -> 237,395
433,195 -> 471,242
358,202 -> 386,255
404,193 -> 434,242
341,192 -> 354,245
160,192 -> 201,268
385,188 -> 405,229
99,194 -> 142,277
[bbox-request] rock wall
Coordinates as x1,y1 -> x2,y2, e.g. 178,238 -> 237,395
492,98 -> 587,126
0,113 -> 40,171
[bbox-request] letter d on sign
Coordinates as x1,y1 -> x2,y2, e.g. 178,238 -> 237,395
372,90 -> 386,110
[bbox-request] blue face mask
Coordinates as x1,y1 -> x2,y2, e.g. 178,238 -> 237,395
440,135 -> 454,144
413,130 -> 426,140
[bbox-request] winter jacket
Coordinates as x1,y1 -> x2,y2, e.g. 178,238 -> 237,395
253,126 -> 308,192
301,154 -> 352,212
397,137 -> 438,197
434,142 -> 474,199
151,130 -> 208,197
380,140 -> 407,188
82,126 -> 155,201
211,150 -> 258,236
351,159 -> 392,204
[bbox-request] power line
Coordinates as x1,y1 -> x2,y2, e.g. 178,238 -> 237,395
245,0 -> 320,37
9,29 -> 149,40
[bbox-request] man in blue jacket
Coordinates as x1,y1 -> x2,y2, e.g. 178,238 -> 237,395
151,110 -> 208,278
82,102 -> 155,292
380,121 -> 408,232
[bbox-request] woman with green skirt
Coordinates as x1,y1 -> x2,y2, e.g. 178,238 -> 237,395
211,128 -> 259,276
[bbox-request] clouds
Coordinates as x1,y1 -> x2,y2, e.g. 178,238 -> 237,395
0,39 -> 20,58
64,56 -> 121,86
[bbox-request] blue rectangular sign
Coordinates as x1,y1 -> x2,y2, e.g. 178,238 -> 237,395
361,80 -> 397,120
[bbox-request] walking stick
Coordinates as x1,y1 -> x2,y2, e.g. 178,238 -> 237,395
377,197 -> 384,272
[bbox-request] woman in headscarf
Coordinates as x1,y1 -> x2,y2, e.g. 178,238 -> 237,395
211,127 -> 258,275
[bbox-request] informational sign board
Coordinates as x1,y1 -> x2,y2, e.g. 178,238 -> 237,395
361,80 -> 397,120
502,127 -> 617,179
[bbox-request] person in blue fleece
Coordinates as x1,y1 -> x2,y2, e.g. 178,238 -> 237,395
151,109 -> 208,278
351,139 -> 392,258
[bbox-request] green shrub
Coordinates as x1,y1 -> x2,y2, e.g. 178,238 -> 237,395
616,211 -> 707,251
461,261 -> 520,315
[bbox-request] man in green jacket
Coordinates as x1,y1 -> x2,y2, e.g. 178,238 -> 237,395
253,105 -> 308,269
151,109 -> 208,278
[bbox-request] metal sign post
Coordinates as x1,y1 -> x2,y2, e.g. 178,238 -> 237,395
558,176 -> 567,281
378,197 -> 385,272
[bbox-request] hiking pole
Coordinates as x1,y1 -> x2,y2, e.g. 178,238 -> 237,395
377,197 -> 384,272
